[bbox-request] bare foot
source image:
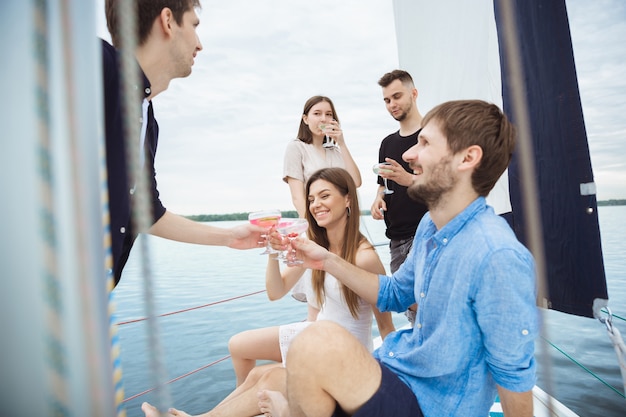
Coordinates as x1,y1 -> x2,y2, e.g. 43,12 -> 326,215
257,389 -> 290,417
141,402 -> 192,417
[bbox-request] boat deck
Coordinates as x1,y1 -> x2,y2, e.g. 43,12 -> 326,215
490,386 -> 579,416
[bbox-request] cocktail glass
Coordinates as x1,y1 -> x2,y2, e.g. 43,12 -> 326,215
248,209 -> 282,254
319,123 -> 336,148
373,162 -> 394,194
276,218 -> 309,266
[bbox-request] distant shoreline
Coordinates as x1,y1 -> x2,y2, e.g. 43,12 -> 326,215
184,199 -> 625,222
597,199 -> 626,207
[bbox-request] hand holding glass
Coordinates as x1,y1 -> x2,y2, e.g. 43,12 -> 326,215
373,162 -> 394,194
248,209 -> 282,254
319,123 -> 337,148
276,218 -> 309,265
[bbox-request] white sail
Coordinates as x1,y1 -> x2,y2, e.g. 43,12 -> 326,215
392,0 -> 511,214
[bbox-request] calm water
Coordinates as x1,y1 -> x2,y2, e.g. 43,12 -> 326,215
113,207 -> 626,416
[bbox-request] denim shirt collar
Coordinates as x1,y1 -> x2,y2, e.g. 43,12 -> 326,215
430,196 -> 486,247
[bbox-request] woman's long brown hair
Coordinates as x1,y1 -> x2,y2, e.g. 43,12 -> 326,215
305,168 -> 374,318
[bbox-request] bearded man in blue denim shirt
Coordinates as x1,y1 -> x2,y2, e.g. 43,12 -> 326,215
285,99 -> 539,417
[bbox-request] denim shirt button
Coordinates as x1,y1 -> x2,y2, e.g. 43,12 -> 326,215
416,323 -> 422,329
442,238 -> 448,244
420,292 -> 425,298
388,351 -> 395,357
522,329 -> 529,336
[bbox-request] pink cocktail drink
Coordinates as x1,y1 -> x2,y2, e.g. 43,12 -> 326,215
248,209 -> 282,254
250,215 -> 281,229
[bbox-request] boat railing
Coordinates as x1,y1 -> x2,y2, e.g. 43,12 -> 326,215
114,270 -> 626,407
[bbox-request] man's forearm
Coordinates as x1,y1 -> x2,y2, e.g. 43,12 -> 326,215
149,211 -> 231,245
498,386 -> 533,417
324,252 -> 380,305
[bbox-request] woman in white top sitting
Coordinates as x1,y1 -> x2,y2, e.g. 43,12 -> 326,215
230,167 -> 393,384
141,168 -> 394,417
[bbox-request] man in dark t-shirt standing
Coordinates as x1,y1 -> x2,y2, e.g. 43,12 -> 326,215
371,70 -> 428,324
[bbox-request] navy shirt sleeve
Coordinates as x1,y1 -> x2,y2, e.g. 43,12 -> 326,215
101,39 -> 166,287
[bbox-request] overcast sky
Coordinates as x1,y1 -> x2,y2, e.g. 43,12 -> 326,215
96,0 -> 626,215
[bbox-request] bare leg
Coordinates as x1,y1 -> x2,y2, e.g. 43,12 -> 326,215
228,326 -> 282,385
217,363 -> 281,406
141,366 -> 283,417
285,321 -> 382,417
206,366 -> 287,417
258,389 -> 290,417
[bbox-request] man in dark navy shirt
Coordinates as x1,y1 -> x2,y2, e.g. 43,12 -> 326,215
102,0 -> 264,287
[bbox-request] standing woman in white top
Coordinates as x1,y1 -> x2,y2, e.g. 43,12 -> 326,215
283,96 -> 362,217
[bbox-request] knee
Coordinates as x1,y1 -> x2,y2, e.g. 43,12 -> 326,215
228,332 -> 246,357
288,321 -> 350,364
258,367 -> 287,392
246,365 -> 267,383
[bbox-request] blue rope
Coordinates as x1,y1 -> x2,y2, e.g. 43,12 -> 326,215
542,336 -> 626,399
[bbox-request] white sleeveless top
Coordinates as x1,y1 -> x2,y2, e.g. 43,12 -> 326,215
279,270 -> 374,366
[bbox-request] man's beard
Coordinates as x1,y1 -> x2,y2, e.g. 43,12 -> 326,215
393,110 -> 407,122
391,101 -> 412,122
407,157 -> 456,209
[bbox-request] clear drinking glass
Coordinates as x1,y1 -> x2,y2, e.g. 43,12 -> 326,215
275,218 -> 309,265
248,209 -> 282,254
373,162 -> 395,194
320,123 -> 336,148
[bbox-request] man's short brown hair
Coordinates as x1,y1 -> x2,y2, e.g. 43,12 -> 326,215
378,69 -> 415,89
105,0 -> 201,47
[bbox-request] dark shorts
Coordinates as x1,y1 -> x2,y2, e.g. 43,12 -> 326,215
332,361 -> 423,417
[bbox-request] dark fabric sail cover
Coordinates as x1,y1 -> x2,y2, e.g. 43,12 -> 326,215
494,0 -> 608,317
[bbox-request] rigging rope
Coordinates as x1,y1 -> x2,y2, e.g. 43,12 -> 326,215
116,290 -> 267,326
123,356 -> 232,403
543,336 -> 626,400
101,86 -> 127,417
117,0 -> 171,412
495,0 -> 555,408
58,0 -> 122,413
34,0 -> 70,415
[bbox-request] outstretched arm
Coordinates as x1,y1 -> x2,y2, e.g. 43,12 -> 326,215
149,210 -> 265,249
356,243 -> 395,338
284,236 -> 380,305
